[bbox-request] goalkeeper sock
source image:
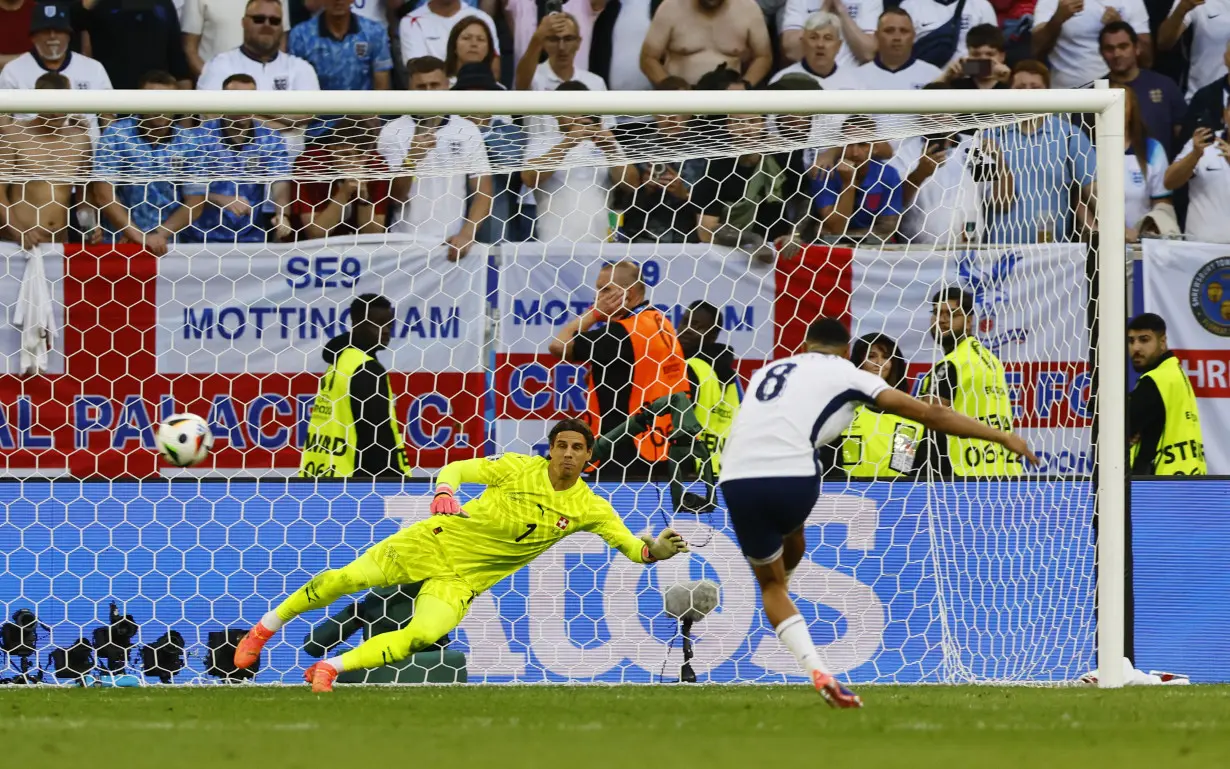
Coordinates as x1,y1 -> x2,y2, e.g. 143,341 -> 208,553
321,656 -> 346,674
775,614 -> 826,675
259,611 -> 284,633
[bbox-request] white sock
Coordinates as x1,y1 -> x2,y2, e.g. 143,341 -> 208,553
321,656 -> 346,674
259,611 -> 284,632
775,615 -> 827,675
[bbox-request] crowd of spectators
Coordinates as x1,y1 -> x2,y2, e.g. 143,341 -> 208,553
1,0 -> 1229,249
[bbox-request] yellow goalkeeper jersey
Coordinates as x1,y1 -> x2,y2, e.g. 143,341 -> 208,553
433,454 -> 649,592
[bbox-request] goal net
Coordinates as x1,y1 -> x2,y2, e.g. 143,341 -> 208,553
0,88 -> 1126,687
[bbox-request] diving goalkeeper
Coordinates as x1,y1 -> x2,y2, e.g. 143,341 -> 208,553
234,418 -> 689,692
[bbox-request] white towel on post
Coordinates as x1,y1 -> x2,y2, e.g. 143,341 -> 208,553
13,243 -> 59,376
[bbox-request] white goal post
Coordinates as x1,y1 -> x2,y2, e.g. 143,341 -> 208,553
0,86 -> 1127,687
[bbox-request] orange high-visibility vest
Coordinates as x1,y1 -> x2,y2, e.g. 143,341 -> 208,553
585,305 -> 689,462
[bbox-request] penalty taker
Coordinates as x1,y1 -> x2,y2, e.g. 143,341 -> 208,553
234,418 -> 688,692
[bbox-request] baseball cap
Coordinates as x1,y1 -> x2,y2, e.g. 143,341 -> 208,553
30,3 -> 72,34
451,62 -> 499,91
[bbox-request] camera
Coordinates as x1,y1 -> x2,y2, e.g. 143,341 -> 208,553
92,602 -> 139,672
1,608 -> 48,683
968,147 -> 998,182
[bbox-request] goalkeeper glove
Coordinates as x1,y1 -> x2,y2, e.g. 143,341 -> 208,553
430,483 -> 468,517
642,528 -> 688,562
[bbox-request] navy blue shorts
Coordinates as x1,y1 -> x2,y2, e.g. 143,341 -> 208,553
719,475 -> 821,564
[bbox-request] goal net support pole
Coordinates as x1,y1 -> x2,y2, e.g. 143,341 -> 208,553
1092,82 -> 1127,690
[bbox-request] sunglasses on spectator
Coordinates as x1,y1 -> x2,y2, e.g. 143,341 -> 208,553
247,14 -> 282,25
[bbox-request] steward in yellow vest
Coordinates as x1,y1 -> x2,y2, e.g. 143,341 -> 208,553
300,294 -> 409,478
678,300 -> 742,476
1128,313 -> 1206,475
919,288 -> 1021,477
840,333 -> 922,477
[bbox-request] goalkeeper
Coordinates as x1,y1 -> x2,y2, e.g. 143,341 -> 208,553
235,418 -> 689,692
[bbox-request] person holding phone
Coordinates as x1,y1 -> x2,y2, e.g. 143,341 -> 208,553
934,24 -> 1012,89
1164,99 -> 1230,242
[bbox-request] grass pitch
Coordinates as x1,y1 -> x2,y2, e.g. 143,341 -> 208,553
3,685 -> 1229,769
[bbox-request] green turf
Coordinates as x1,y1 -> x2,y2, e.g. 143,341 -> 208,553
3,685 -> 1229,769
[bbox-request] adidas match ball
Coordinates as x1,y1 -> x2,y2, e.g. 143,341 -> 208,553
156,414 -> 214,467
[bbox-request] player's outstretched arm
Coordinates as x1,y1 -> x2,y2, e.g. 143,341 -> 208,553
875,388 -> 1040,466
584,499 -> 689,563
431,455 -> 530,517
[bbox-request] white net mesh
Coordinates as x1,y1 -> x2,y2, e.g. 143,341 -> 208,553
0,96 -> 1108,685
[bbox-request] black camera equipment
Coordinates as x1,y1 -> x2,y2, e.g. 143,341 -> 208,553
49,638 -> 95,681
206,629 -> 257,681
141,630 -> 186,683
92,602 -> 139,672
0,608 -> 49,684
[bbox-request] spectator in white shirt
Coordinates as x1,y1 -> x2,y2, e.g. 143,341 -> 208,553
399,0 -> 501,66
521,81 -> 631,243
781,0 -> 879,66
855,8 -> 942,88
0,5 -> 111,148
592,0 -> 656,90
515,11 -> 607,91
1157,0 -> 1230,98
770,11 -> 857,88
1163,99 -> 1230,242
1032,0 -> 1152,89
504,0 -> 596,79
182,0 -> 292,78
898,0 -> 997,62
197,0 -> 320,91
182,0 -> 292,80
377,57 -> 493,260
895,119 -> 1015,244
0,4 -> 112,91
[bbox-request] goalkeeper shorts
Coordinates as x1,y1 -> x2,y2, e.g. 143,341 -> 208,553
720,474 -> 820,565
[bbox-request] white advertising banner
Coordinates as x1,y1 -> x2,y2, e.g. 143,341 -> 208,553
155,236 -> 488,374
498,242 -> 777,357
1142,241 -> 1230,474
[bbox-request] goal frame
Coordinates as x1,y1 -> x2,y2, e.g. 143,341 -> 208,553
0,86 -> 1128,688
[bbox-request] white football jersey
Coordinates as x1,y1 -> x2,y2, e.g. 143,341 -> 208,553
719,352 -> 889,481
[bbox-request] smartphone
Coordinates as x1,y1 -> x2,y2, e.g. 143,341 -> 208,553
545,0 -> 563,13
961,58 -> 993,79
1195,110 -> 1222,133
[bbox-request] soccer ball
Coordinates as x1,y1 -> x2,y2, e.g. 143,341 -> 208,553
156,414 -> 214,467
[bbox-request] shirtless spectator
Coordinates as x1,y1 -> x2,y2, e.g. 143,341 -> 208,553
639,0 -> 772,87
0,73 -> 93,250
